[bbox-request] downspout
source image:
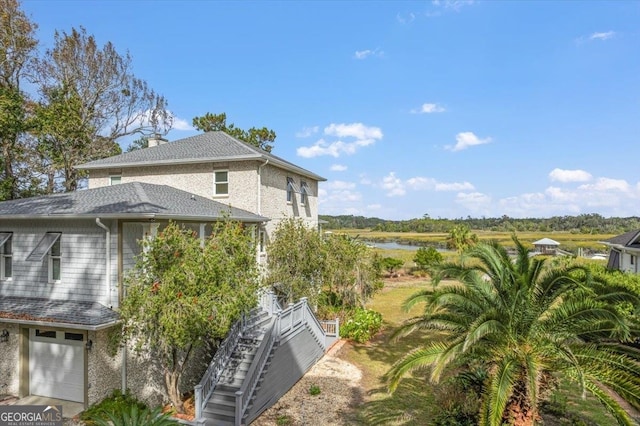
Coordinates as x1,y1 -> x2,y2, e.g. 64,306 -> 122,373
257,159 -> 269,216
95,218 -> 111,308
95,218 -> 126,393
257,159 -> 269,264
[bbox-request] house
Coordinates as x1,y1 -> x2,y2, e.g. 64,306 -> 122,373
532,238 -> 561,255
0,131 -> 327,413
601,229 -> 640,273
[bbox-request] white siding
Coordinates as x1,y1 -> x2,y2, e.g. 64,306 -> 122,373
0,219 -> 116,306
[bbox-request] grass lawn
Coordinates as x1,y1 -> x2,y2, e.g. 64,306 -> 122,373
339,276 -> 619,425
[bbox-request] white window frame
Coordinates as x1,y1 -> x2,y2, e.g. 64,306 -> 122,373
300,181 -> 309,205
0,233 -> 12,281
213,170 -> 229,196
109,175 -> 122,185
287,177 -> 299,203
259,230 -> 266,254
48,237 -> 61,283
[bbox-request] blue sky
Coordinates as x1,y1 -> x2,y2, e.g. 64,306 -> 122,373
22,0 -> 640,220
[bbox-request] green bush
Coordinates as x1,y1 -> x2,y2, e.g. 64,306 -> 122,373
308,384 -> 321,396
413,246 -> 443,270
90,405 -> 177,426
81,389 -> 147,425
340,308 -> 383,343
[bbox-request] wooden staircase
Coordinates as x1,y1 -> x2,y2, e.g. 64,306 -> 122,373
194,294 -> 339,426
202,310 -> 273,425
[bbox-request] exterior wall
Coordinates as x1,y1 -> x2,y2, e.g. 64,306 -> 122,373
87,162 -> 259,214
0,219 -> 118,307
87,328 -> 121,406
87,161 -> 321,243
620,251 -> 640,273
260,164 -> 319,242
0,322 -> 20,396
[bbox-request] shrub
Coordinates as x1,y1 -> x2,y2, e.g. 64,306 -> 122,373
80,389 -> 147,425
340,308 -> 383,343
413,246 -> 443,270
90,405 -> 178,426
308,384 -> 321,396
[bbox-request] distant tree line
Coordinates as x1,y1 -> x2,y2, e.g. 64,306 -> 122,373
319,213 -> 640,234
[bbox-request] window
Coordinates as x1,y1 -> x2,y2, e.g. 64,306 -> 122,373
286,177 -> 299,203
0,233 -> 12,280
35,329 -> 56,338
259,230 -> 266,253
214,170 -> 228,196
300,181 -> 309,205
109,175 -> 122,185
49,237 -> 61,282
26,232 -> 61,283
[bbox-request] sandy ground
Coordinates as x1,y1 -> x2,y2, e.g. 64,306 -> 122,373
251,340 -> 363,426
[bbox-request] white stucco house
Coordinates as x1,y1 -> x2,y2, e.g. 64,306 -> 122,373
0,131 -> 326,412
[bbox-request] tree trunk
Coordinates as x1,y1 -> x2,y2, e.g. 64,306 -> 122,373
164,369 -> 184,413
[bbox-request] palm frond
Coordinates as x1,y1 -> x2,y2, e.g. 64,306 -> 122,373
385,342 -> 448,392
485,357 -> 517,426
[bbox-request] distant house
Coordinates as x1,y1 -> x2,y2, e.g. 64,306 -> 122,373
532,238 -> 560,255
601,230 -> 640,273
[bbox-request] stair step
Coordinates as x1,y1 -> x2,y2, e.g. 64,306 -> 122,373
203,404 -> 235,419
208,394 -> 236,407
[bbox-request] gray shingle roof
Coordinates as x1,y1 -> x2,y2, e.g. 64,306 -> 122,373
77,131 -> 326,181
0,296 -> 119,330
0,182 -> 267,222
602,229 -> 640,248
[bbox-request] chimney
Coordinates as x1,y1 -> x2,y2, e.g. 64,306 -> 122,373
147,133 -> 167,148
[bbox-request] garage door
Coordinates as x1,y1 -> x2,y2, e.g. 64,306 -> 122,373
29,329 -> 84,403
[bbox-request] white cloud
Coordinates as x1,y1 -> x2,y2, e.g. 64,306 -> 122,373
382,172 -> 406,197
367,204 -> 382,210
455,192 -> 492,214
435,181 -> 475,191
297,123 -> 383,158
590,31 -> 615,41
327,180 -> 356,190
548,168 -> 592,183
396,12 -> 416,24
445,131 -> 492,152
354,48 -> 384,60
172,116 -> 194,131
330,164 -> 348,172
427,0 -> 474,16
324,123 -> 383,140
295,126 -> 319,138
411,103 -> 445,114
578,177 -> 630,192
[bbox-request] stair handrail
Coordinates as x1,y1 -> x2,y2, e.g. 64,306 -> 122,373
300,298 -> 327,349
235,315 -> 278,426
194,312 -> 247,421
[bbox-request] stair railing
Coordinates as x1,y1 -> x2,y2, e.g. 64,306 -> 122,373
234,316 -> 278,426
194,312 -> 247,421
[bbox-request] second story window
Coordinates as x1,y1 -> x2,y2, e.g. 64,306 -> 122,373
0,233 -> 12,280
109,175 -> 122,185
300,181 -> 309,205
49,237 -> 61,283
214,170 -> 228,196
26,232 -> 62,283
286,177 -> 299,203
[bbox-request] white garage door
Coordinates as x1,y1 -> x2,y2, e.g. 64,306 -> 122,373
29,329 -> 84,403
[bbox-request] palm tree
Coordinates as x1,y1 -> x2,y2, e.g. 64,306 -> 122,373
386,237 -> 640,426
446,224 -> 478,253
